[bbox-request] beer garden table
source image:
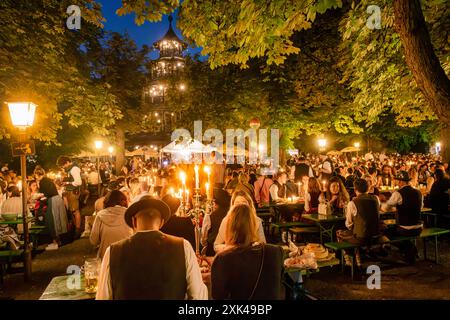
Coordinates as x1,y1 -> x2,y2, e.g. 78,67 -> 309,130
301,214 -> 345,243
40,275 -> 96,300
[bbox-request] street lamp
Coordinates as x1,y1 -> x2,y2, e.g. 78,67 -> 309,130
94,140 -> 103,197
6,101 -> 36,281
318,138 -> 327,150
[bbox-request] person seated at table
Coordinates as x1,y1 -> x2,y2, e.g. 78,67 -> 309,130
211,204 -> 284,300
129,178 -> 152,204
224,171 -> 239,193
27,180 -> 42,209
269,172 -> 288,202
160,195 -> 196,250
202,188 -> 231,256
90,190 -> 132,258
336,179 -> 381,269
319,177 -> 349,216
1,185 -> 22,216
381,171 -> 423,264
39,177 -> 69,250
417,163 -> 430,187
426,169 -> 450,222
214,190 -> 266,253
408,167 -> 419,188
234,173 -> 256,205
362,174 -> 379,196
377,164 -> 394,188
96,198 -> 208,300
304,177 -> 321,214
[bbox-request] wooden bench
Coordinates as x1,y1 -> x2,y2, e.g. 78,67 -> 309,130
29,225 -> 48,249
0,249 -> 24,284
325,228 -> 450,279
257,208 -> 274,234
288,226 -> 320,243
270,222 -> 312,243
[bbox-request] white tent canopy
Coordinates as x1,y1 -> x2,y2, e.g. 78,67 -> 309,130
161,139 -> 216,154
126,146 -> 158,157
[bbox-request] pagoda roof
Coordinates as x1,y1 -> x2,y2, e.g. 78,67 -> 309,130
153,15 -> 188,49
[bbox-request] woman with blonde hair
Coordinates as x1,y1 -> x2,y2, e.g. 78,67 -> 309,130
214,190 -> 266,253
211,204 -> 284,299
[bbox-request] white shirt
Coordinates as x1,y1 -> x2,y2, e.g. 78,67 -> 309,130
1,197 -> 22,215
69,166 -> 82,187
322,161 -> 332,174
88,171 -> 100,185
381,187 -> 423,229
345,196 -> 381,230
269,182 -> 286,201
96,231 -> 208,300
214,216 -> 266,253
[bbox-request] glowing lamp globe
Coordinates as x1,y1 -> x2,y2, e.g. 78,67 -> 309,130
318,139 -> 327,148
108,146 -> 114,154
7,102 -> 37,129
94,140 -> 103,149
354,142 -> 361,148
249,118 -> 260,129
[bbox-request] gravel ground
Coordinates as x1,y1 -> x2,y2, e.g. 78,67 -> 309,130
1,203 -> 450,300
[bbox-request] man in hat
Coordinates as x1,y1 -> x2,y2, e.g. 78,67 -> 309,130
96,198 -> 208,300
381,170 -> 423,264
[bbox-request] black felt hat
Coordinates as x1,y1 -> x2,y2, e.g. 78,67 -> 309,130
124,198 -> 171,228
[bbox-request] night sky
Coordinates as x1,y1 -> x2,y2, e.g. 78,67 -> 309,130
97,0 -> 203,60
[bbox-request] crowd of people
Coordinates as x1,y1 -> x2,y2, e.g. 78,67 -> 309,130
1,150 -> 449,299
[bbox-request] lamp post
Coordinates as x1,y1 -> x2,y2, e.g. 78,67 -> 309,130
6,101 -> 36,281
94,140 -> 103,197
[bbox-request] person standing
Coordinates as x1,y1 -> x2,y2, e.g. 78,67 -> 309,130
294,157 -> 314,182
56,156 -> 83,239
38,177 -> 68,250
254,170 -> 273,207
96,198 -> 207,300
319,154 -> 334,182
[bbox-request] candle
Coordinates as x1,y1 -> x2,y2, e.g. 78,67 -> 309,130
179,171 -> 186,187
204,166 -> 211,185
194,165 -> 199,189
179,189 -> 183,199
186,189 -> 190,203
205,182 -> 210,200
322,180 -> 326,191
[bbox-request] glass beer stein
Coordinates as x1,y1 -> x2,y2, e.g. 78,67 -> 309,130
84,258 -> 100,294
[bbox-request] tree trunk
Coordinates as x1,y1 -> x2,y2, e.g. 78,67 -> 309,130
115,127 -> 125,175
441,126 -> 450,163
393,0 -> 450,126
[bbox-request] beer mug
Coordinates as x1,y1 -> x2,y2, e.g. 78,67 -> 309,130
84,258 -> 100,294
